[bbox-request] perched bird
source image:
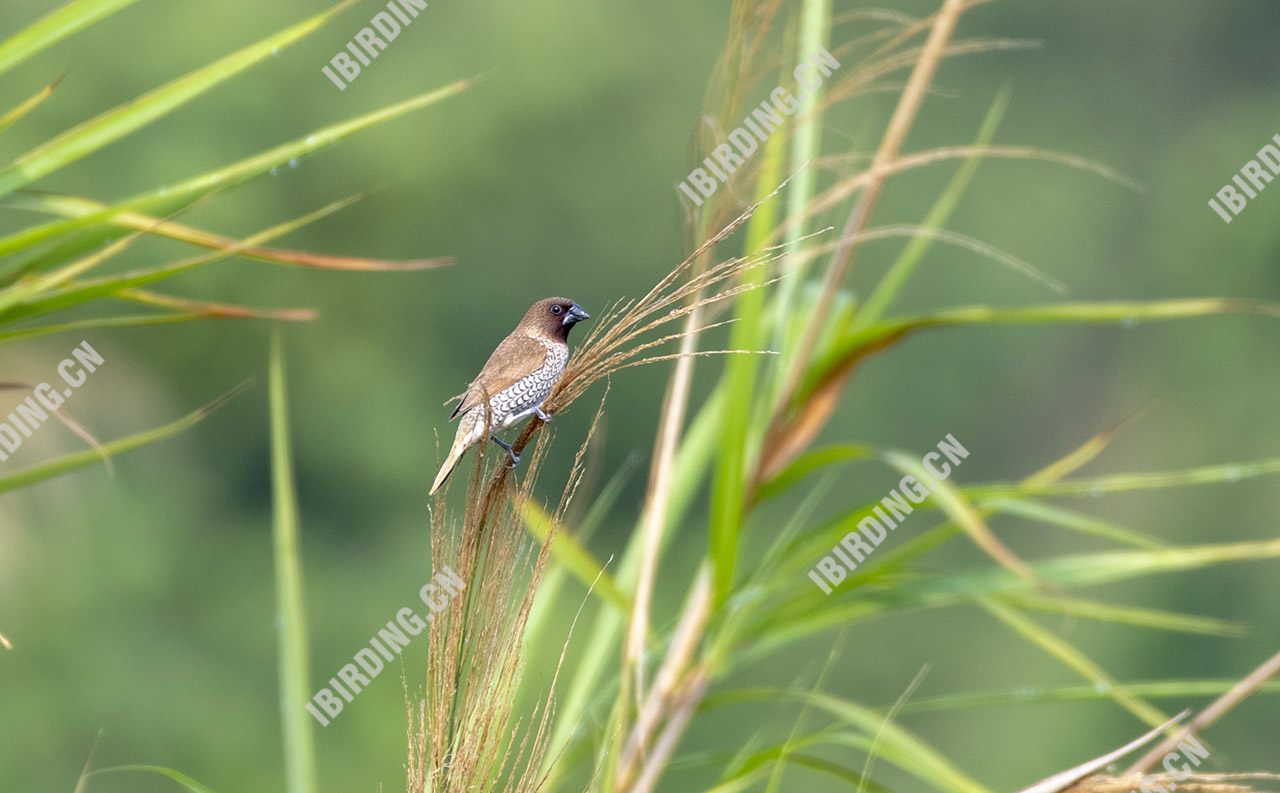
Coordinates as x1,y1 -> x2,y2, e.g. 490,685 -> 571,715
429,297 -> 590,495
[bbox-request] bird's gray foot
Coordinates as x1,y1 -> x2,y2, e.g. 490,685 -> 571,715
536,407 -> 553,423
490,435 -> 521,468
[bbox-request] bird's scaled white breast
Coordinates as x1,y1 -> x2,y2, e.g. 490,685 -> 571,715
489,338 -> 568,428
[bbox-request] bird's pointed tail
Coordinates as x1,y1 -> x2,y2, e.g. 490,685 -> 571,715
429,410 -> 484,495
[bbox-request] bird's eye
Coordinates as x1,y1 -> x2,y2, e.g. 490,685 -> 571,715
551,305 -> 564,315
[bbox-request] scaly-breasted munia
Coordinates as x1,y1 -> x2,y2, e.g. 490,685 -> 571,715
429,297 -> 590,495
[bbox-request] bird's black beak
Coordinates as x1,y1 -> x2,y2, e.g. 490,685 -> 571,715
563,302 -> 590,327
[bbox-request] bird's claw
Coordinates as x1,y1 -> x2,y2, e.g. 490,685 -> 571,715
536,407 -> 553,423
490,435 -> 521,469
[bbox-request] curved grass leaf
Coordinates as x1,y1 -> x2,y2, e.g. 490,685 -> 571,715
0,0 -> 357,198
985,496 -> 1166,550
0,0 -> 141,76
853,85 -> 1009,328
805,299 -> 1280,407
968,456 -> 1280,499
4,191 -> 451,271
704,688 -> 993,793
86,764 -> 220,793
0,195 -> 359,325
522,500 -> 630,613
0,78 -> 472,260
0,308 -> 306,345
269,330 -> 317,793
0,75 -> 63,134
1006,592 -> 1245,637
884,449 -> 1042,590
0,382 -> 248,493
899,679 -> 1280,714
980,596 -> 1169,728
755,443 -> 875,502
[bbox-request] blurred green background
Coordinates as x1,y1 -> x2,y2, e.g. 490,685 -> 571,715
2,0 -> 1279,790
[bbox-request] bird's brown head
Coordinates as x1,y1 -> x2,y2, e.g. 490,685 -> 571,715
520,297 -> 590,342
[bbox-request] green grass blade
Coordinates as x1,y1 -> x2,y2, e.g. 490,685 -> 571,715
883,449 -> 1041,590
0,226 -> 146,314
854,86 -> 1009,329
770,0 -> 831,349
522,501 -> 630,613
984,496 -> 1166,549
705,691 -> 987,793
269,329 -> 316,793
541,389 -> 725,783
808,299 -> 1280,403
87,764 -> 220,793
0,311 -> 271,345
0,76 -> 63,134
0,0 -> 141,76
0,382 -> 247,493
899,679 -> 1280,713
969,456 -> 1280,499
1007,592 -> 1246,636
522,453 -> 638,651
0,78 -> 471,259
0,1 -> 356,199
4,191 -> 450,272
784,691 -> 991,793
709,146 -> 780,604
0,195 -> 358,325
756,443 -> 875,501
976,595 -> 1169,728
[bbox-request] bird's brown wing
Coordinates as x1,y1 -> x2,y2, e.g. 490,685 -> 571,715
451,334 -> 548,420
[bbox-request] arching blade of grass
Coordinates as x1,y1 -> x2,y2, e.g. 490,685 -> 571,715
853,85 -> 1009,330
0,75 -> 63,134
522,500 -> 630,613
770,0 -> 831,343
977,596 -> 1169,728
0,77 -> 473,260
1005,593 -> 1245,637
984,497 -> 1166,550
802,298 -> 1280,407
0,195 -> 360,325
269,330 -> 316,793
4,191 -> 451,271
898,679 -> 1280,714
908,538 -> 1280,601
0,0 -> 357,199
709,127 -> 787,604
712,733 -> 884,792
742,533 -> 1280,662
0,0 -> 141,76
885,449 -> 1042,590
968,456 -> 1280,499
0,305 -> 309,345
540,391 -> 725,785
0,382 -> 247,494
755,444 -> 876,502
521,453 -> 639,654
705,689 -> 993,793
115,289 -> 316,320
0,225 -> 147,313
87,764 -> 221,793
